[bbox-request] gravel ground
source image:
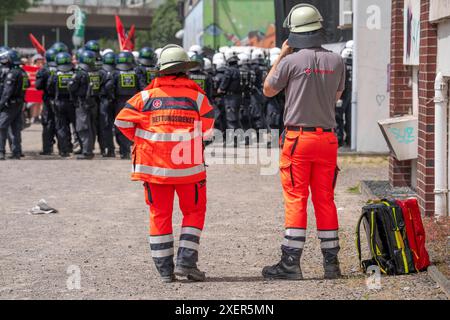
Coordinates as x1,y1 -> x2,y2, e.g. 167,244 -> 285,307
0,125 -> 446,300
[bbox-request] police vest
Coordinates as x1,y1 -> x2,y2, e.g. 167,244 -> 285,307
88,71 -> 101,97
21,69 -> 30,92
56,71 -> 74,97
145,67 -> 159,84
117,70 -> 138,97
189,72 -> 207,91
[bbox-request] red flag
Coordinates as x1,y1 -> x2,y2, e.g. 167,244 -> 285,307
123,24 -> 136,51
115,15 -> 126,51
29,33 -> 46,55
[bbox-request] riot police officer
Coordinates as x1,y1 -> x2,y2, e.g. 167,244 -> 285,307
249,49 -> 268,133
188,54 -> 213,100
47,52 -> 76,157
111,51 -> 139,159
68,50 -> 101,160
50,42 -> 69,54
135,47 -> 158,90
98,51 -> 116,157
337,42 -> 353,147
237,52 -> 255,132
211,58 -> 227,134
218,51 -> 242,133
0,50 -> 27,160
265,54 -> 284,132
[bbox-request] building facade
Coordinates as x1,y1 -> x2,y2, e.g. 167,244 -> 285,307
389,0 -> 450,218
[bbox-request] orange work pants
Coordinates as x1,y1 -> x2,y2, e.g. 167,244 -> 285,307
280,129 -> 339,231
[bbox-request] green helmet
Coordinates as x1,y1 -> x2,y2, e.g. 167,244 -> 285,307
45,48 -> 58,66
51,42 -> 69,53
85,40 -> 100,53
283,4 -> 323,33
55,52 -> 73,72
102,51 -> 116,66
190,53 -> 204,71
78,50 -> 96,70
138,47 -> 156,66
116,51 -> 134,71
158,44 -> 198,75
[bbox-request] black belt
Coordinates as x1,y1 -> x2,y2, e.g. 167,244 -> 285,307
286,126 -> 334,132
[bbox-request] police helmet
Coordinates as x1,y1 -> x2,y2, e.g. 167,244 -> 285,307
45,48 -> 58,66
0,50 -> 21,66
51,42 -> 69,53
116,51 -> 135,71
214,58 -> 226,70
190,53 -> 204,71
189,44 -> 203,55
55,52 -> 73,72
237,53 -> 249,66
250,48 -> 264,62
138,47 -> 156,67
75,48 -> 85,61
341,48 -> 352,60
78,50 -> 96,71
346,40 -> 354,49
203,58 -> 212,71
158,44 -> 199,75
102,51 -> 116,66
85,40 -> 101,54
269,47 -> 281,57
224,49 -> 238,63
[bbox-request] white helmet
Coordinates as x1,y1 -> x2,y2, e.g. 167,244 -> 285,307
270,55 -> 279,66
189,44 -> 203,55
251,48 -> 264,61
214,58 -> 226,69
101,48 -> 114,56
341,48 -> 352,59
213,52 -> 225,63
203,57 -> 212,71
219,46 -> 229,54
345,40 -> 354,49
224,48 -> 238,62
187,51 -> 196,58
132,51 -> 139,61
269,47 -> 281,57
237,52 -> 249,66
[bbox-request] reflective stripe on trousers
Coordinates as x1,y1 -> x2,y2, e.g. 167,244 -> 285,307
318,229 -> 339,249
177,226 -> 202,268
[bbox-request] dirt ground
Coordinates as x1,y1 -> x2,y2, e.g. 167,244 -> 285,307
0,124 -> 446,300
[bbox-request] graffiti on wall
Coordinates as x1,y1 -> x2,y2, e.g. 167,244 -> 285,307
203,0 -> 276,48
403,0 -> 420,65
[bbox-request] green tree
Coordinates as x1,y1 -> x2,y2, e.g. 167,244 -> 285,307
150,0 -> 182,48
0,0 -> 41,22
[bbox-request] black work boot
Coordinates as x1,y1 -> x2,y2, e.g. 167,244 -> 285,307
77,153 -> 94,160
0,152 -> 5,160
322,248 -> 342,279
174,265 -> 206,282
262,250 -> 303,280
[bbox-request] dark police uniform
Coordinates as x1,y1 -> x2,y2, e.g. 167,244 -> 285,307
112,68 -> 139,158
249,60 -> 268,131
68,67 -> 100,158
211,65 -> 227,134
135,65 -> 159,91
47,68 -> 76,155
0,65 -> 26,158
218,62 -> 242,130
98,64 -> 116,157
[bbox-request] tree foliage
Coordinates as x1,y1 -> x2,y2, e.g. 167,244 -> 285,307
149,0 -> 182,48
0,0 -> 41,22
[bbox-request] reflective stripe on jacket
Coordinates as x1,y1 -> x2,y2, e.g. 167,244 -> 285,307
115,75 -> 215,184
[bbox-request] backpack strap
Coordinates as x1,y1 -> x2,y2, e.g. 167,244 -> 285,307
355,212 -> 365,269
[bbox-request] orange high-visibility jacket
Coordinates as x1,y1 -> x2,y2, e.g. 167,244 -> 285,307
115,75 -> 215,184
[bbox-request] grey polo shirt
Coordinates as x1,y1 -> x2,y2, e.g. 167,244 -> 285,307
267,48 -> 345,128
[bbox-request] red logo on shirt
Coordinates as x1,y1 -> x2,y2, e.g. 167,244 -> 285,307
152,99 -> 162,108
305,68 -> 312,75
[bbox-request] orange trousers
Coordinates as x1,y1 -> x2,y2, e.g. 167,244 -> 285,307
280,129 -> 339,231
144,181 -> 207,236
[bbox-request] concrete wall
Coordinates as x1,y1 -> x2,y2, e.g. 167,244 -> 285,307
354,0 -> 391,153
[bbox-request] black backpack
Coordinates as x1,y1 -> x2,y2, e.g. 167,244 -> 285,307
356,200 -> 415,275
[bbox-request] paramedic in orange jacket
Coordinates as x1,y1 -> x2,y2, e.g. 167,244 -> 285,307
115,45 -> 214,283
262,4 -> 345,280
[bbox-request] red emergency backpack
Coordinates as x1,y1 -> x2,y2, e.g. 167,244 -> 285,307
395,198 -> 430,271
